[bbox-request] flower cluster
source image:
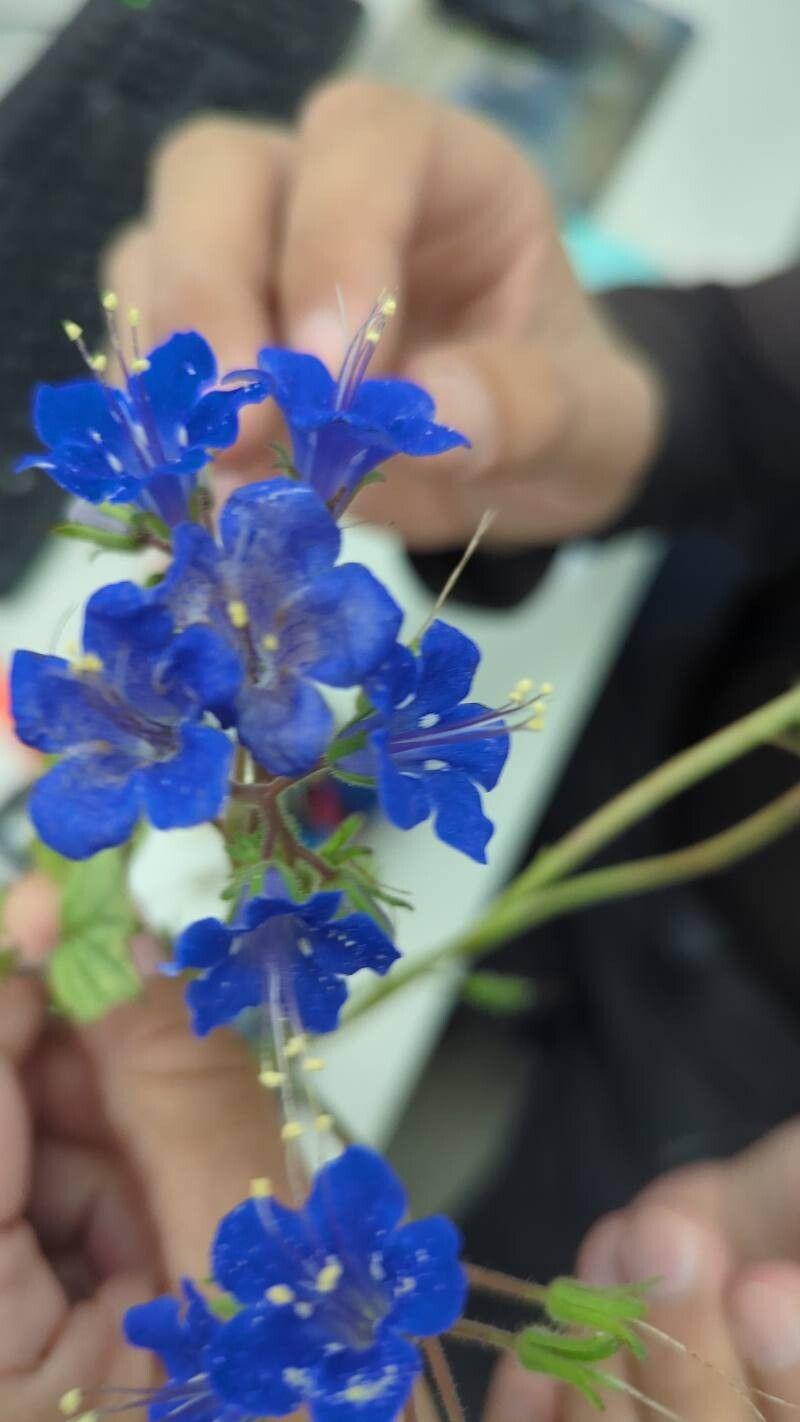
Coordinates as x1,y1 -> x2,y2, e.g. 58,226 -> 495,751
13,297 -> 532,1422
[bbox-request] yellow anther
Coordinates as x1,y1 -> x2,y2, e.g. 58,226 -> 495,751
302,1056 -> 326,1073
71,653 -> 103,675
259,1069 -> 285,1090
266,1283 -> 295,1305
540,681 -> 554,696
516,678 -> 534,696
262,632 -> 279,652
381,294 -> 397,317
315,1258 -> 343,1293
315,1113 -> 333,1133
59,1390 -> 83,1417
78,1413 -> 99,1422
131,357 -> 151,373
227,600 -> 249,629
285,1034 -> 306,1059
63,320 -> 83,342
526,717 -> 544,732
89,353 -> 108,373
365,327 -> 381,345
101,291 -> 119,312
128,306 -> 141,327
250,1176 -> 273,1198
281,1120 -> 305,1142
344,1384 -> 383,1403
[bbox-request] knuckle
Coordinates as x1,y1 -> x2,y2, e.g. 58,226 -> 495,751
100,220 -> 147,281
149,111 -> 245,185
300,75 -> 418,136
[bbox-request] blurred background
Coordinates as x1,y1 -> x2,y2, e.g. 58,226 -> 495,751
2,0 -> 800,1375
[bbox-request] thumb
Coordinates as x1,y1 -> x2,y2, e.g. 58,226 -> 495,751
83,975 -> 290,1288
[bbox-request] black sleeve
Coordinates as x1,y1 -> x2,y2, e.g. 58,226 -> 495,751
413,264 -> 800,604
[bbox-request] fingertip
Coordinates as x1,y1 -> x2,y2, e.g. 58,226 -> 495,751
729,1261 -> 800,1374
577,1211 -> 625,1287
2,871 -> 59,963
402,351 -> 497,482
484,1352 -> 558,1422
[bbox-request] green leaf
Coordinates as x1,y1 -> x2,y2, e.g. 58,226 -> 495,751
316,814 -> 365,863
97,502 -> 137,525
132,510 -> 171,543
48,849 -> 141,1023
461,972 -> 538,1017
326,729 -> 368,766
52,522 -> 142,552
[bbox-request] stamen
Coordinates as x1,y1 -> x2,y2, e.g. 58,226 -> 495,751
285,1033 -> 307,1059
128,306 -> 141,327
303,1056 -> 326,1072
281,1120 -> 305,1141
131,357 -> 151,374
101,291 -> 119,312
90,353 -> 108,373
71,652 -> 104,675
63,320 -> 84,342
262,632 -> 279,652
315,1113 -> 333,1132
334,289 -> 398,410
315,1257 -> 343,1293
541,681 -> 555,696
250,1176 -> 273,1198
266,1283 -> 295,1304
60,1391 -> 83,1417
259,1068 -> 285,1089
227,600 -> 249,629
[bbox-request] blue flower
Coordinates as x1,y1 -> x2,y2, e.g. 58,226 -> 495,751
16,331 -> 265,525
173,873 -> 399,1037
123,1280 -> 251,1421
11,581 -> 240,858
160,478 -> 402,777
207,1146 -> 466,1422
253,299 -> 467,514
335,621 -> 510,863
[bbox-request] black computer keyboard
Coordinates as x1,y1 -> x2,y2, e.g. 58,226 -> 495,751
0,0 -> 362,591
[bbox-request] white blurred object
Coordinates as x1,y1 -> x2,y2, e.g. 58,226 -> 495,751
129,824 -> 230,938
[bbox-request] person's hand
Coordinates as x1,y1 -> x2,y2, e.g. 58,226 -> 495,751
103,81 -> 661,550
0,874 -> 287,1422
484,1120 -> 800,1422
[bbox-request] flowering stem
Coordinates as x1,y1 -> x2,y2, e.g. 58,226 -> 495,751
343,781 -> 800,1023
466,1263 -> 547,1307
422,1338 -> 468,1422
446,1320 -> 515,1352
516,680 -> 800,896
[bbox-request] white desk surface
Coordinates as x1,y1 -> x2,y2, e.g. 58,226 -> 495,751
1,0 -> 799,1146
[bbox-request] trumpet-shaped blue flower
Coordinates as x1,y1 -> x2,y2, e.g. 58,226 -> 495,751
11,581 -> 239,858
335,620 -> 510,863
16,331 -> 265,525
253,300 -> 467,514
206,1146 -> 466,1422
160,478 -> 402,777
173,874 -> 399,1037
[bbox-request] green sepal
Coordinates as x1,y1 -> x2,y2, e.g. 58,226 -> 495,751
315,815 -> 365,864
461,971 -> 538,1017
97,502 -> 137,525
47,849 -> 141,1022
326,729 -> 368,765
546,1277 -> 649,1359
269,442 -> 300,479
514,1327 -> 619,1410
132,510 -> 171,544
52,522 -> 142,552
272,857 -> 316,902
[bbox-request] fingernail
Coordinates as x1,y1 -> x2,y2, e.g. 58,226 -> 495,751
618,1205 -> 703,1300
731,1276 -> 800,1372
580,1213 -> 625,1287
405,356 -> 497,480
293,310 -> 348,373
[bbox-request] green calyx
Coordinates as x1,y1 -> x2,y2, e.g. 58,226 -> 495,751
514,1327 -> 620,1410
545,1277 -> 649,1358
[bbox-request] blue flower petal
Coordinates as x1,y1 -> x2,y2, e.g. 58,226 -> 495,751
213,1197 -> 313,1303
306,1146 -> 406,1260
420,703 -> 509,790
161,624 -> 243,713
210,1303 -> 309,1417
220,479 -> 340,607
32,379 -> 130,454
425,768 -> 494,864
185,383 -> 266,450
290,952 -> 349,1034
373,736 -> 430,832
125,1296 -> 201,1381
380,1218 -> 466,1336
16,440 -> 136,503
412,621 -> 479,716
236,677 -> 332,778
363,643 -> 416,717
141,723 -> 232,829
283,565 -> 401,687
311,1331 -> 421,1422
310,914 -> 399,979
185,955 -> 263,1036
28,753 -> 141,859
82,581 -> 175,715
174,917 -> 235,971
257,346 -> 335,413
293,891 -> 343,928
160,523 -> 227,637
11,651 -> 129,754
352,379 -> 436,425
386,413 -> 469,458
135,332 -> 217,457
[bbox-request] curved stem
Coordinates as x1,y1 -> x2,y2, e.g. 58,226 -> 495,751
466,1263 -> 547,1308
343,782 -> 800,1024
518,681 -> 800,895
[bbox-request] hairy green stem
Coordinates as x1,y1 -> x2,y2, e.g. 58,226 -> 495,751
466,1263 -> 547,1307
343,782 -> 800,1024
518,681 -> 800,895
